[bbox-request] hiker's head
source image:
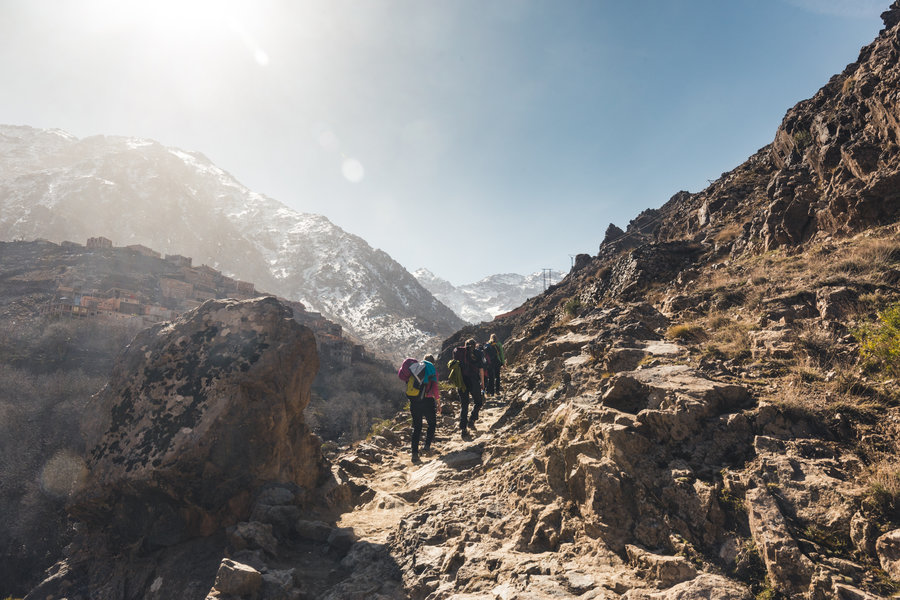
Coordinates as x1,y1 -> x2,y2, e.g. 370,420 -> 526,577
489,334 -> 497,343
465,338 -> 476,349
424,354 -> 435,363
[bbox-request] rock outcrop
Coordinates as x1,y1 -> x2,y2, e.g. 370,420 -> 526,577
26,297 -> 333,599
78,297 -> 322,536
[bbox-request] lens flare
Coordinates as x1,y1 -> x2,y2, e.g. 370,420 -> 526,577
40,449 -> 87,498
342,158 -> 365,183
254,49 -> 270,66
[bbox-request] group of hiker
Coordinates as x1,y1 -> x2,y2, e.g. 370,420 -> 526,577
398,334 -> 506,464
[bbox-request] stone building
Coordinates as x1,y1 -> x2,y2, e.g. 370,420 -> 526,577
318,336 -> 352,366
165,254 -> 192,268
126,244 -> 161,258
182,267 -> 217,289
86,236 -> 113,249
160,278 -> 194,300
193,287 -> 217,302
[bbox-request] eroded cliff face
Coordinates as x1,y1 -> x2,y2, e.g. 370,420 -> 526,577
26,297 -> 335,599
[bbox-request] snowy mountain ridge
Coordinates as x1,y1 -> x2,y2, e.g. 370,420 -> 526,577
0,124 -> 464,358
414,268 -> 546,324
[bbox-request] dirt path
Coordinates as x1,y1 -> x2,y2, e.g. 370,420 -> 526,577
335,397 -> 506,544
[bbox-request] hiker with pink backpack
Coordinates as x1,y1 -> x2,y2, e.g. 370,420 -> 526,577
398,354 -> 441,464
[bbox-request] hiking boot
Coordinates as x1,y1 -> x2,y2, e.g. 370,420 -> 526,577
461,430 -> 472,440
411,452 -> 421,464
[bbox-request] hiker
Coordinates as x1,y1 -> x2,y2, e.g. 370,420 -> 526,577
402,354 -> 440,464
453,338 -> 484,439
447,355 -> 466,408
480,342 -> 494,397
484,333 -> 505,396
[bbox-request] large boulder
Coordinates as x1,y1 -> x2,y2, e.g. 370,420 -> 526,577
28,297 -> 325,599
74,296 -> 323,543
72,297 -> 322,543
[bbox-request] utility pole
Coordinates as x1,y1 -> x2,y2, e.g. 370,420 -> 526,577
542,268 -> 553,291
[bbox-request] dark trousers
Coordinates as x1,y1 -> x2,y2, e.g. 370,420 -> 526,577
409,396 -> 436,455
459,375 -> 483,432
485,365 -> 501,395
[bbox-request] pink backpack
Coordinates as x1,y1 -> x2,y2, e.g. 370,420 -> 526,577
397,357 -> 417,382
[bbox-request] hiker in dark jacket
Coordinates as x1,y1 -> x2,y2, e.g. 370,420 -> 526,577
455,338 -> 484,439
485,333 -> 505,396
480,342 -> 493,396
407,354 -> 440,464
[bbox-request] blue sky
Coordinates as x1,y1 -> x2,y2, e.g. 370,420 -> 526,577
0,0 -> 888,284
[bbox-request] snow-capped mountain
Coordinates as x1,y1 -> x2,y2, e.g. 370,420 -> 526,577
0,125 -> 465,357
414,268 -> 546,324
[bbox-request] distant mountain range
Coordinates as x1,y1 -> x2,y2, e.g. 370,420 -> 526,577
413,268 -> 547,324
0,125 -> 465,358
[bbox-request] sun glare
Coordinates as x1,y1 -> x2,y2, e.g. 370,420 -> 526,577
84,0 -> 270,67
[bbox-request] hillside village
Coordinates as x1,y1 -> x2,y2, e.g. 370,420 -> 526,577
35,236 -> 365,366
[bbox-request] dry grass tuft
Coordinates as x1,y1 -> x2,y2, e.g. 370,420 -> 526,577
704,314 -> 754,361
666,323 -> 707,343
713,224 -> 742,249
865,459 -> 900,518
795,321 -> 846,371
819,236 -> 900,280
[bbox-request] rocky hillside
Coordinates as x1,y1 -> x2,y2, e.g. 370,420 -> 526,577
632,1 -> 900,255
414,268 -> 546,324
0,127 -> 465,358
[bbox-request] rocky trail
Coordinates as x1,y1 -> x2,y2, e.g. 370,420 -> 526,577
327,392 -> 649,600
336,399 -> 507,544
199,219 -> 900,600
322,337 -> 768,600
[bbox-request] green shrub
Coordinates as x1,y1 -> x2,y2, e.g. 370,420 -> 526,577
792,130 -> 813,152
366,418 -> 395,440
857,302 -> 900,379
564,297 -> 582,316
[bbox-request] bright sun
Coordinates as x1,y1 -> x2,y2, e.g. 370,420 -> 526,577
85,0 -> 270,66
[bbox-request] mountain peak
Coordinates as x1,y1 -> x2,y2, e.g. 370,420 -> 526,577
416,269 -> 545,324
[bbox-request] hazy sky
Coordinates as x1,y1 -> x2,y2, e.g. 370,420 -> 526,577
0,0 -> 888,284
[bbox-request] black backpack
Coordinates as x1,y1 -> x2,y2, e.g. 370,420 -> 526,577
483,342 -> 498,366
